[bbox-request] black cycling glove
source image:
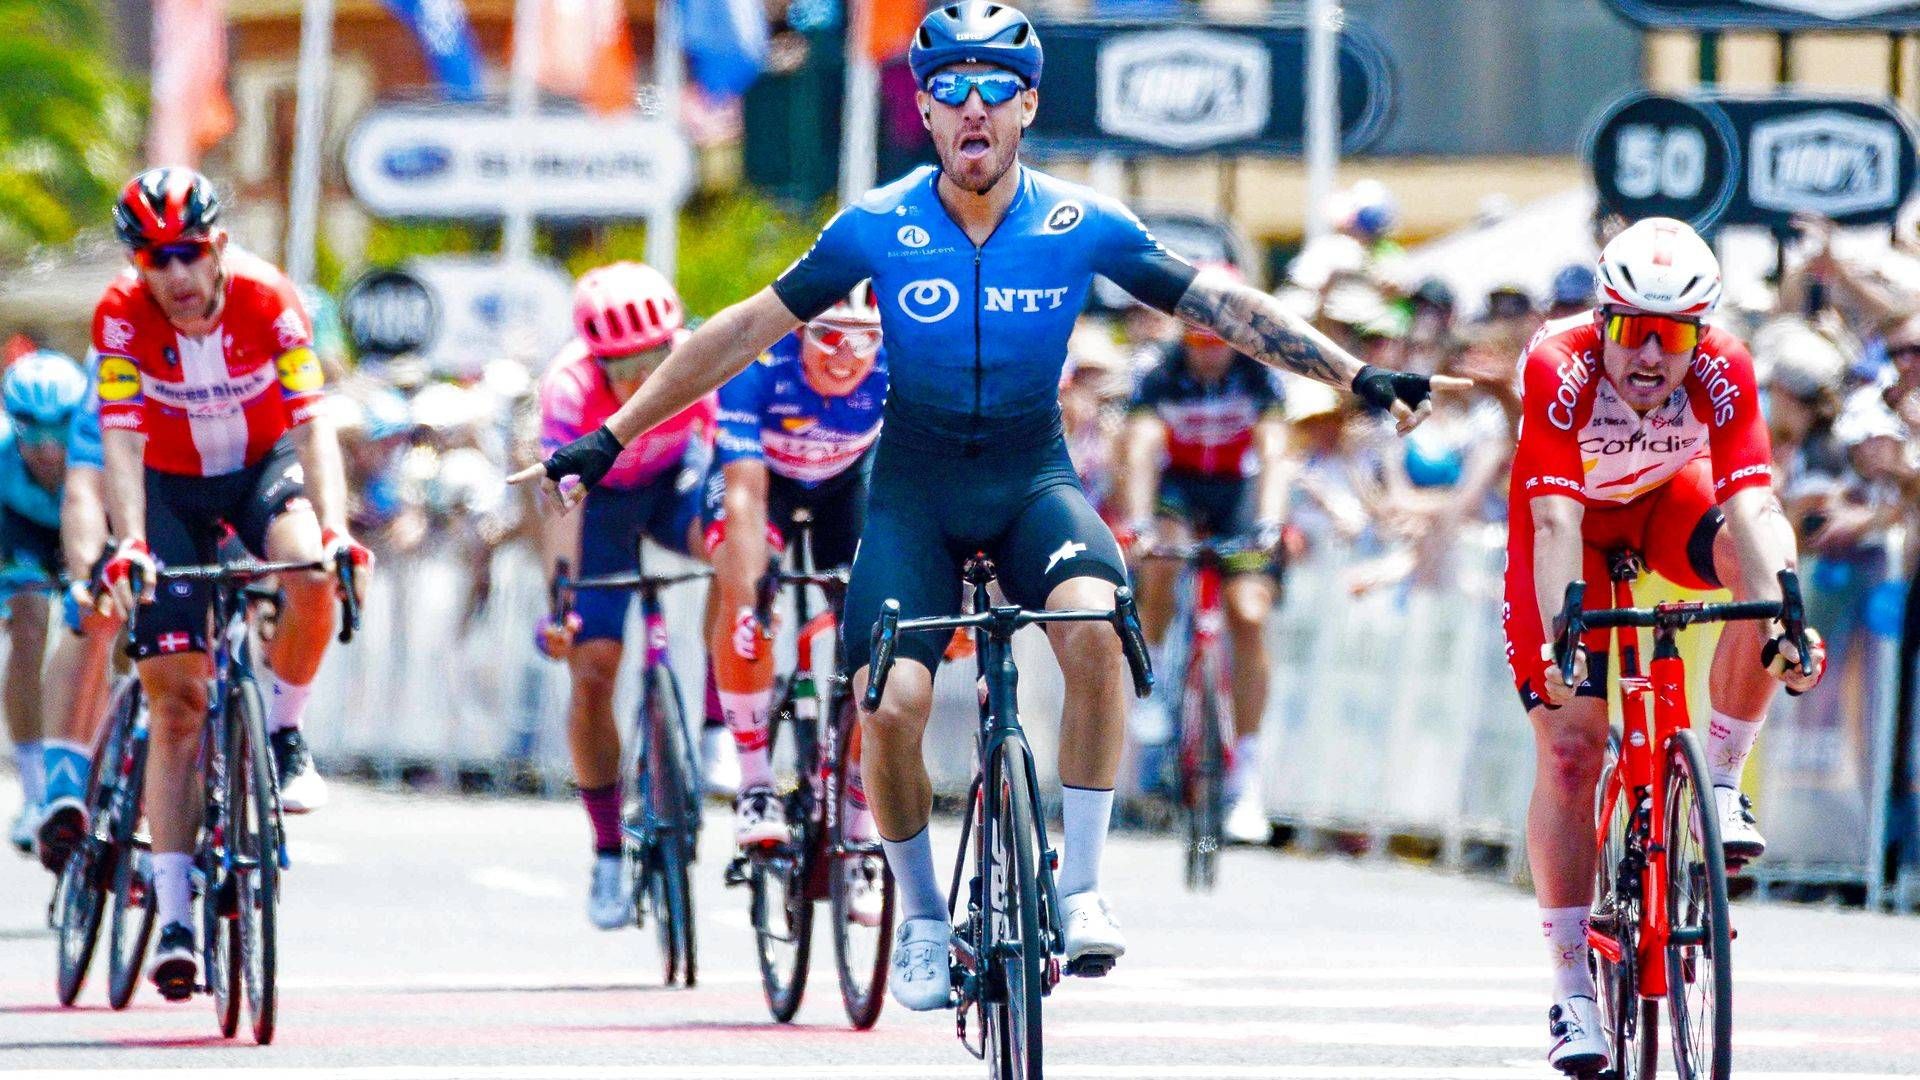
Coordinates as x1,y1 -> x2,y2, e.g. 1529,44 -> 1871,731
543,425 -> 625,491
1350,365 -> 1435,414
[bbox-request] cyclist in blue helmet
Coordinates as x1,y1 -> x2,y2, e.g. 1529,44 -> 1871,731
1,349 -> 100,863
518,0 -> 1466,1013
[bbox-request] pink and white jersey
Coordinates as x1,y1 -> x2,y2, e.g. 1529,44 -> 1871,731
538,339 -> 715,491
1513,314 -> 1773,508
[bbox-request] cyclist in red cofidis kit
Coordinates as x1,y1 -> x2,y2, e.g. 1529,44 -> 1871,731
1503,217 -> 1826,1074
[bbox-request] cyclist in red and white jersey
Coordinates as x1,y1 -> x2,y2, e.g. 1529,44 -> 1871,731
94,167 -> 368,1000
1505,218 -> 1825,1073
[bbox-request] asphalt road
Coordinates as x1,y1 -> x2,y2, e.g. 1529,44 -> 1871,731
3,779 -> 1918,1079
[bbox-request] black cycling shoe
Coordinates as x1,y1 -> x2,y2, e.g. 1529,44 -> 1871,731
35,797 -> 86,873
270,728 -> 329,813
150,922 -> 197,1002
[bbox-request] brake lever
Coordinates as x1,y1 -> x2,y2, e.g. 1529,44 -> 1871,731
1777,568 -> 1813,678
1554,580 -> 1587,686
1111,586 -> 1155,699
549,558 -> 574,624
862,600 -> 901,713
335,558 -> 359,644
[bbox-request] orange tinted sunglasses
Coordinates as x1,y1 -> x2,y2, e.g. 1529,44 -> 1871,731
133,236 -> 215,270
1604,312 -> 1701,353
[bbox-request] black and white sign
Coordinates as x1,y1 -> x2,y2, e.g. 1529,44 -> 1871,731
344,106 -> 695,220
343,269 -> 437,359
1587,91 -> 1919,230
1028,20 -> 1393,156
1605,0 -> 1920,29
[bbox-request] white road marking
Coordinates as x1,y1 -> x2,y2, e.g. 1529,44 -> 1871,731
3,1066 -> 1916,1080
1134,964 -> 1920,991
1053,1019 -> 1882,1051
466,866 -> 568,899
281,970 -> 756,992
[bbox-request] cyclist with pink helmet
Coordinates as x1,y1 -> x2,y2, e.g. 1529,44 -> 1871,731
533,261 -> 717,931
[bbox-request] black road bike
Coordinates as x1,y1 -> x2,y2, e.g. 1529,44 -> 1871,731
866,556 -> 1152,1080
53,668 -> 148,1008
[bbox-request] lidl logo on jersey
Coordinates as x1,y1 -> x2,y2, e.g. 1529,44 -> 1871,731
98,357 -> 142,402
277,347 -> 325,393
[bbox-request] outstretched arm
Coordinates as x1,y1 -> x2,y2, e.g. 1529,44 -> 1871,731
1170,267 -> 1469,433
510,287 -> 801,509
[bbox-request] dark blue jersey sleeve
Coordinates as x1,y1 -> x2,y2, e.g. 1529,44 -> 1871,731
1091,201 -> 1198,316
772,209 -> 872,323
715,352 -> 773,468
1127,349 -> 1177,413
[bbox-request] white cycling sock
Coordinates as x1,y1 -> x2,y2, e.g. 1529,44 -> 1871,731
153,852 -> 196,930
1706,709 -> 1763,789
720,689 -> 775,790
880,826 -> 947,923
15,741 -> 45,805
268,675 -> 313,733
1057,785 -> 1114,899
1541,904 -> 1597,1000
1228,733 -> 1261,801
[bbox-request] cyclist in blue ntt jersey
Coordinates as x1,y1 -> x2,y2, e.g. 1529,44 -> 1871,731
515,0 -> 1463,1012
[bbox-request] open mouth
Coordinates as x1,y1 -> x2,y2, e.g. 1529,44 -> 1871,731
1625,370 -> 1664,391
958,133 -> 991,160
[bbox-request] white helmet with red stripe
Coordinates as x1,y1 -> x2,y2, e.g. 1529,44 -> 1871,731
1596,217 -> 1722,317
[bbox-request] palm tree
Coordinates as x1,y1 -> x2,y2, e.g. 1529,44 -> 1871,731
0,0 -> 138,258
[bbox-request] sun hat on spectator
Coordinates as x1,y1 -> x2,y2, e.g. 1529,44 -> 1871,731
1753,317 -> 1848,403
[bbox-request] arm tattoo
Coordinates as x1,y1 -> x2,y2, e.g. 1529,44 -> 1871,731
1173,276 -> 1350,385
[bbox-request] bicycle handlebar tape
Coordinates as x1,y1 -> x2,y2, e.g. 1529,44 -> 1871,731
863,599 -> 901,713
1776,568 -> 1814,679
544,424 -> 625,491
1111,587 -> 1155,699
1350,365 -> 1432,414
336,558 -> 359,644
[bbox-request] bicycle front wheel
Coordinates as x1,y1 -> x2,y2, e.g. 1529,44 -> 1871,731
230,676 -> 280,1044
640,666 -> 699,988
751,687 -> 813,1022
1591,734 -> 1657,1080
53,839 -> 106,1006
107,703 -> 155,1010
1180,651 -> 1225,892
828,698 -> 892,1030
984,739 -> 1046,1080
1662,728 -> 1732,1080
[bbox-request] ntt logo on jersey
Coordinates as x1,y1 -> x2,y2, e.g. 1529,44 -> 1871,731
898,279 -> 961,323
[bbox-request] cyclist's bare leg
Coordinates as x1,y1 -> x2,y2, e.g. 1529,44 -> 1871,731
262,507 -> 333,685
1526,697 -> 1608,907
4,597 -> 49,752
567,639 -> 625,790
853,660 -> 935,842
140,652 -> 213,935
1223,574 -> 1274,742
708,479 -> 776,793
41,622 -> 118,751
1133,517 -> 1189,646
1046,576 -> 1128,791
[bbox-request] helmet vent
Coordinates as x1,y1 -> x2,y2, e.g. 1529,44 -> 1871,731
1680,275 -> 1700,296
1012,24 -> 1028,44
1618,265 -> 1637,292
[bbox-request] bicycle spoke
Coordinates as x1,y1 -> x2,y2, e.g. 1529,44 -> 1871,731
1663,730 -> 1733,1080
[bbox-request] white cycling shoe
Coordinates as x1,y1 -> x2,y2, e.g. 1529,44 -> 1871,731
587,852 -> 634,931
9,802 -> 39,856
844,857 -> 886,928
701,725 -> 741,799
1225,789 -> 1270,845
733,787 -> 791,849
888,917 -> 953,1011
1061,891 -> 1125,976
1714,786 -> 1766,864
1547,994 -> 1609,1075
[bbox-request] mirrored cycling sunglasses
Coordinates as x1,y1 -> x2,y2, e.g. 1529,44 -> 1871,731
596,342 -> 673,383
926,70 -> 1028,108
805,323 -> 882,356
1603,311 -> 1702,354
134,237 -> 214,270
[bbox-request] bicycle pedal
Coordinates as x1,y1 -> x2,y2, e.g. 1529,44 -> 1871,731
1063,954 -> 1116,978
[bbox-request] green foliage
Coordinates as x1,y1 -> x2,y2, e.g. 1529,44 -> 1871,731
0,0 -> 139,258
561,192 -> 832,318
361,219 -> 495,269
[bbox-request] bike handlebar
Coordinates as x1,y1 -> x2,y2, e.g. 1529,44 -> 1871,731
1135,538 -> 1274,562
1554,568 -> 1813,685
861,588 -> 1155,712
135,559 -> 358,644
550,565 -> 714,619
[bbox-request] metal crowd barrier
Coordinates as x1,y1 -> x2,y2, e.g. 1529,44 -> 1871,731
298,530 -> 1918,910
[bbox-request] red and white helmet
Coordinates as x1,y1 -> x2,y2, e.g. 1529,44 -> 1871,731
573,262 -> 683,358
813,279 -> 880,327
1596,217 -> 1722,317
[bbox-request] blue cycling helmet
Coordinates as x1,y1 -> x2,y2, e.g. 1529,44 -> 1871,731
909,2 -> 1043,89
3,350 -> 88,426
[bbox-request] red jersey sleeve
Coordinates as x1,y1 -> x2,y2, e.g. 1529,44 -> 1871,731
259,272 -> 326,427
1511,339 -> 1592,503
1688,330 -> 1773,501
91,285 -> 146,434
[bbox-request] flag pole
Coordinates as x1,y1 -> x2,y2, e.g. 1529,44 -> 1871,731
648,0 -> 684,279
839,0 -> 879,204
286,0 -> 335,288
1303,0 -> 1341,241
504,0 -> 542,270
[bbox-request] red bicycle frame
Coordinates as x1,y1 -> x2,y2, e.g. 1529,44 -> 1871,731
1178,558 -> 1234,778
